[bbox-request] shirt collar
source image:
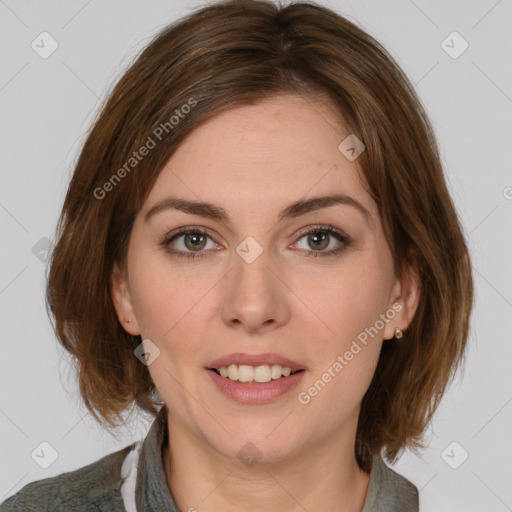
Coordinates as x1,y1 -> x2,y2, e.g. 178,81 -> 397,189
135,405 -> 180,511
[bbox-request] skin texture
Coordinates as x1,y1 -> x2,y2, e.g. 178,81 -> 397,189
111,93 -> 420,511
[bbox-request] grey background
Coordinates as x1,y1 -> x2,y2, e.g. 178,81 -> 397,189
1,0 -> 511,510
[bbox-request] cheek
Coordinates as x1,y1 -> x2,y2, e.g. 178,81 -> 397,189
128,248 -> 203,336
292,257 -> 389,403
128,258 -> 219,372
292,257 -> 392,346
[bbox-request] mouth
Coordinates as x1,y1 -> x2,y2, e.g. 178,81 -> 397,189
208,364 -> 305,383
205,353 -> 307,403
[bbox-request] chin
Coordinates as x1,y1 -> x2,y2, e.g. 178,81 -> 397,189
203,423 -> 300,464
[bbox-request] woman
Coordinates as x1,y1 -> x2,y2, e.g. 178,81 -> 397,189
0,0 -> 474,510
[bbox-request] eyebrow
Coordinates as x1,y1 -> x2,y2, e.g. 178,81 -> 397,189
144,193 -> 372,225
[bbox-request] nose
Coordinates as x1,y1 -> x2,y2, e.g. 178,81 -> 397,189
220,245 -> 291,333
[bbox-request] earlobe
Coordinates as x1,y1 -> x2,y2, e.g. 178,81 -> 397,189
110,262 -> 141,336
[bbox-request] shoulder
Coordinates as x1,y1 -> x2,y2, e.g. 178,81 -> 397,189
0,443 -> 133,512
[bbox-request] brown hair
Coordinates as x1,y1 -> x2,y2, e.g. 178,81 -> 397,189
46,0 -> 474,472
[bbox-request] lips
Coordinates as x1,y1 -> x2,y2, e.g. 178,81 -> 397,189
207,364 -> 306,404
205,353 -> 307,404
207,352 -> 306,372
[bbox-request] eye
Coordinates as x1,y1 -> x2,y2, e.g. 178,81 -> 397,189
161,226 -> 218,259
160,224 -> 351,260
292,224 -> 351,258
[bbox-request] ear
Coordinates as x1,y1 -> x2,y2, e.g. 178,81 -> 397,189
110,261 -> 141,336
383,249 -> 421,340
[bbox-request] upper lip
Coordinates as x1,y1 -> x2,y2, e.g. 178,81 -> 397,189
207,352 -> 306,372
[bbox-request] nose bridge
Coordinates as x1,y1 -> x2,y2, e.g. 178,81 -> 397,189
221,234 -> 289,331
232,234 -> 275,296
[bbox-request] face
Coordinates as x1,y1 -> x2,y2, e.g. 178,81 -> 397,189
111,93 -> 419,465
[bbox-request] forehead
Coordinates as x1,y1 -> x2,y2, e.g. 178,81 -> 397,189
142,94 -> 378,225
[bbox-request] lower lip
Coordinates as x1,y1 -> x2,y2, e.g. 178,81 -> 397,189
206,369 -> 306,404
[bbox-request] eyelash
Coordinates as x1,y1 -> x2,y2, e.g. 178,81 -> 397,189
160,224 -> 351,260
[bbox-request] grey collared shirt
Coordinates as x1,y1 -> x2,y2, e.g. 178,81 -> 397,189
0,407 -> 419,511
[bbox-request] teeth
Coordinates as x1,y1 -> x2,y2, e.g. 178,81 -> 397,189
270,364 -> 282,379
214,364 -> 297,382
227,364 -> 238,380
254,365 -> 271,383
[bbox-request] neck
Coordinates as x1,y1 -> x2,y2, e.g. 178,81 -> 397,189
162,418 -> 371,512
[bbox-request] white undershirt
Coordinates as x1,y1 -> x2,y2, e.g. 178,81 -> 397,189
120,440 -> 143,512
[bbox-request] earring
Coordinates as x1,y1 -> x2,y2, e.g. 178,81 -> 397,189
152,392 -> 165,406
125,319 -> 131,324
394,327 -> 403,339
